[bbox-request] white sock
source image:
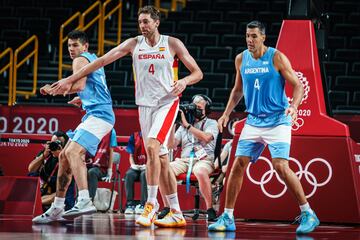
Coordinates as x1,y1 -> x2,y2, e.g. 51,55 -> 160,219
299,202 -> 314,214
53,197 -> 65,208
166,193 -> 181,212
224,208 -> 234,218
78,189 -> 90,200
147,185 -> 158,205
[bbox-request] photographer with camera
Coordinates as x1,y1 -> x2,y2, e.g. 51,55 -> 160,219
158,94 -> 219,222
28,131 -> 75,211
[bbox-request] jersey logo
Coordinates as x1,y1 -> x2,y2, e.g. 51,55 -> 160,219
244,67 -> 269,74
139,48 -> 145,51
138,53 -> 165,60
159,47 -> 165,51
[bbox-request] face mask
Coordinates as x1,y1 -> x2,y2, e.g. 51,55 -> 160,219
193,108 -> 204,119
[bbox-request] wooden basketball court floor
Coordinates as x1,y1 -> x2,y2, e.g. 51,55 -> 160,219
0,213 -> 359,240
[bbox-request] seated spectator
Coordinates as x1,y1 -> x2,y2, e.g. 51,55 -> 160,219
86,128 -> 118,201
214,139 -> 232,186
28,131 -> 75,211
159,94 -> 219,221
124,131 -> 147,215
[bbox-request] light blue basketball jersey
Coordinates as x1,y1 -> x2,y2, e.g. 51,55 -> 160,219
240,47 -> 291,127
78,52 -> 115,125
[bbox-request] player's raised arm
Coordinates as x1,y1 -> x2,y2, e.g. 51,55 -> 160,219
49,38 -> 137,96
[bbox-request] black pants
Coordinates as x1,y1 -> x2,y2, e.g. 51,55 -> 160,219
87,167 -> 106,200
124,168 -> 147,206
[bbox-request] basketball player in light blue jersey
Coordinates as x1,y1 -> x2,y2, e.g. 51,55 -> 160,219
209,21 -> 319,234
33,30 -> 115,224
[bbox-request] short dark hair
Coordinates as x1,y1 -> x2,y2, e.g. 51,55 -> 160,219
53,131 -> 69,146
247,20 -> 266,35
138,5 -> 161,21
67,30 -> 89,44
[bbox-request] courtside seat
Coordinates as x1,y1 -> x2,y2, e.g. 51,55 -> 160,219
190,34 -> 218,46
195,10 -> 223,21
208,22 -> 236,34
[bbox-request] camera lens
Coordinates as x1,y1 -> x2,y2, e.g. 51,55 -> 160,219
48,140 -> 61,151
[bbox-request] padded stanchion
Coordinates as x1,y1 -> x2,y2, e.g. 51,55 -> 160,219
0,176 -> 42,219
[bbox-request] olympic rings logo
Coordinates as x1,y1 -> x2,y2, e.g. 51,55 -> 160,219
292,117 -> 304,131
246,156 -> 332,199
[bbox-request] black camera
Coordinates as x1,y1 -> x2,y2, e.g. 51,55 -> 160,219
175,103 -> 197,124
48,140 -> 62,151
